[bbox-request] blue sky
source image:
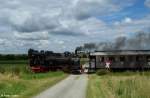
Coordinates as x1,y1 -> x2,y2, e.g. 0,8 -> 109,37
99,0 -> 150,23
0,0 -> 150,53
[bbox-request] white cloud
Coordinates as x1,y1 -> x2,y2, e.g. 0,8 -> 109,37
112,15 -> 150,36
37,40 -> 50,49
0,0 -> 137,33
14,31 -> 49,40
0,0 -> 149,53
114,17 -> 133,26
123,17 -> 132,23
0,39 -> 5,45
145,0 -> 150,8
58,41 -> 64,45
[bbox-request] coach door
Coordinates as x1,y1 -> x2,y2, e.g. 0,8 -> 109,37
89,56 -> 96,70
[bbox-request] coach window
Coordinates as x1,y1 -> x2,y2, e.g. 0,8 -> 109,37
99,57 -> 102,62
100,57 -> 104,62
115,57 -> 119,62
147,56 -> 150,66
147,56 -> 150,61
129,56 -> 134,61
120,56 -> 125,62
136,56 -> 142,61
109,57 -> 115,62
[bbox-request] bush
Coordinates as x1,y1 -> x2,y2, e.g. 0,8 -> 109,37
96,69 -> 109,76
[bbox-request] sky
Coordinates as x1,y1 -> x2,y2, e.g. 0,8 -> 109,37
0,0 -> 150,54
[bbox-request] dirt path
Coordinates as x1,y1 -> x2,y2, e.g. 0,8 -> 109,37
33,74 -> 88,98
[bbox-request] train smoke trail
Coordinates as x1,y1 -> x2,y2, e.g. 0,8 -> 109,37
76,31 -> 150,51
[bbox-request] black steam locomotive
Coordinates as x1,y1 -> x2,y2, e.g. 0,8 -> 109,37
28,49 -> 80,73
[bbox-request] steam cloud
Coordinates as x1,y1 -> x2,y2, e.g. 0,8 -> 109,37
76,31 -> 150,51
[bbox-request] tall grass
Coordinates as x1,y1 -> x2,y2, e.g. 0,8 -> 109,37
87,71 -> 150,98
0,63 -> 67,98
0,64 -> 30,76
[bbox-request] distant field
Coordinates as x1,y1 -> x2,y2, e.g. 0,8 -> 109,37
87,71 -> 150,98
0,63 -> 67,98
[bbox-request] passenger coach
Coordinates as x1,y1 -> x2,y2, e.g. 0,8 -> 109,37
89,50 -> 150,70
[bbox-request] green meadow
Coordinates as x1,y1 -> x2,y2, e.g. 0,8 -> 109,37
0,62 -> 67,98
87,71 -> 150,98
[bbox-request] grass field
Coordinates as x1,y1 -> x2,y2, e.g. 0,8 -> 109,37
0,63 -> 67,98
87,71 -> 150,98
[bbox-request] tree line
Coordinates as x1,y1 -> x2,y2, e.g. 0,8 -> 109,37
0,54 -> 28,60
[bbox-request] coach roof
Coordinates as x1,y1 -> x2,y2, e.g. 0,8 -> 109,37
90,50 -> 150,56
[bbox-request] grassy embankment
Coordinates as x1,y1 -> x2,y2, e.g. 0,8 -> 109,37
0,61 -> 68,98
87,71 -> 150,98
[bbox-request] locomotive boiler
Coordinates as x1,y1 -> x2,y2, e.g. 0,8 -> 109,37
28,49 -> 80,73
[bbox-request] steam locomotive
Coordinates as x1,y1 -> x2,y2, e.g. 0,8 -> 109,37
28,49 -> 81,73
